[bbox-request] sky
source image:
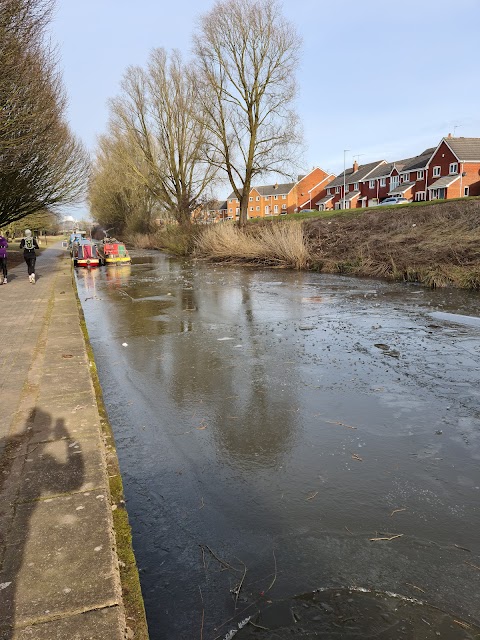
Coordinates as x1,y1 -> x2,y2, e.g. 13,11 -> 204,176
51,0 -> 480,214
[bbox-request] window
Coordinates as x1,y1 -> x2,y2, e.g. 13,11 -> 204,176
229,199 -> 233,203
250,206 -> 254,211
229,208 -> 232,212
335,186 -> 340,194
274,205 -> 279,213
274,195 -> 278,200
236,207 -> 239,214
433,166 -> 441,177
354,182 -> 359,190
345,184 -> 349,192
464,186 -> 470,197
414,191 -> 426,201
249,196 -> 253,202
390,175 -> 399,189
264,196 -> 269,200
281,204 -> 287,209
449,162 -> 458,174
256,195 -> 260,201
282,194 -> 287,199
417,170 -> 424,180
265,206 -> 270,215
369,180 -> 375,189
402,173 -> 409,183
380,178 -> 386,187
256,206 -> 260,211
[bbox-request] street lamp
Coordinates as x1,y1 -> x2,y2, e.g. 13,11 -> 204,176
343,149 -> 350,209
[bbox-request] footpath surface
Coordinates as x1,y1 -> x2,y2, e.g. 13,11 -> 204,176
0,244 -> 131,639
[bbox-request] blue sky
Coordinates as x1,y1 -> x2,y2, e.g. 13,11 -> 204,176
52,0 -> 480,209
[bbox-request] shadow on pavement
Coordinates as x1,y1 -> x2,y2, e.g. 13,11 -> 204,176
0,408 -> 85,638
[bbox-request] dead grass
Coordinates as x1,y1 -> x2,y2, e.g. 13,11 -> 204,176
195,221 -> 310,269
304,199 -> 480,289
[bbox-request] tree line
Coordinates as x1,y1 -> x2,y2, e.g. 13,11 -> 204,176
89,0 -> 303,234
0,0 -> 89,229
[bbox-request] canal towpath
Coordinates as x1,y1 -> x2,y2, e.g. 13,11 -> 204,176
0,243 -> 146,639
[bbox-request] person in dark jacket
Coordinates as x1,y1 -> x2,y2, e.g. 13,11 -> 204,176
19,229 -> 39,283
0,234 -> 7,284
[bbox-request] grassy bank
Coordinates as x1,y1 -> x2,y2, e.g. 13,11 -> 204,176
304,198 -> 480,289
127,198 -> 480,289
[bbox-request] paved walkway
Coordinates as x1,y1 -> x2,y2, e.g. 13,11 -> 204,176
0,245 -> 128,638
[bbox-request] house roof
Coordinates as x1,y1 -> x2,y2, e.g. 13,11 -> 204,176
365,162 -> 396,181
427,175 -> 461,190
227,183 -> 295,200
316,194 -> 334,205
344,190 -> 361,201
328,160 -> 386,188
209,200 -> 227,211
401,148 -> 435,171
388,182 -> 416,195
443,137 -> 480,161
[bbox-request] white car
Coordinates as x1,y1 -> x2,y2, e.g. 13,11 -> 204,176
381,197 -> 409,206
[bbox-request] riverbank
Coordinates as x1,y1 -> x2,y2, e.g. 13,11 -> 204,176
131,198 -> 480,289
0,244 -> 148,639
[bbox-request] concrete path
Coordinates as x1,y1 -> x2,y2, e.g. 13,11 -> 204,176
0,245 -> 128,639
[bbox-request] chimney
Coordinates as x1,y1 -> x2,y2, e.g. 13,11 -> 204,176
273,182 -> 278,190
353,160 -> 359,172
447,132 -> 452,138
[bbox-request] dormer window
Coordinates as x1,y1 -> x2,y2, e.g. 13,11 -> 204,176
449,162 -> 458,175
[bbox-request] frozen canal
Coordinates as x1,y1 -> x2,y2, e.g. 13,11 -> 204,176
77,252 -> 480,639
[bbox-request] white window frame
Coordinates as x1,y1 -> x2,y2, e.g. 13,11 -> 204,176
433,166 -> 441,177
281,203 -> 287,210
414,191 -> 426,201
264,196 -> 269,201
449,162 -> 458,175
249,196 -> 253,202
235,207 -> 239,214
256,195 -> 260,201
417,170 -> 424,180
464,186 -> 470,197
369,180 -> 375,189
354,182 -> 359,190
256,205 -> 260,211
327,188 -> 332,195
402,173 -> 409,183
229,199 -> 233,203
335,186 -> 340,194
390,175 -> 400,189
274,205 -> 279,213
282,194 -> 287,199
380,178 -> 386,187
274,195 -> 278,200
265,206 -> 271,215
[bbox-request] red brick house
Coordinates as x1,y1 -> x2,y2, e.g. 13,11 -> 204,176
225,167 -> 335,219
425,136 -> 480,200
387,148 -> 434,202
319,160 -> 386,210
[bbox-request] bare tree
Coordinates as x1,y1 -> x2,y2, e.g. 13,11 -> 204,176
108,48 -> 218,226
193,0 -> 303,227
0,0 -> 90,227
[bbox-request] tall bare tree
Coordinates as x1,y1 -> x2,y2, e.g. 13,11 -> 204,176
194,0 -> 303,227
108,48 -> 218,226
0,0 -> 89,227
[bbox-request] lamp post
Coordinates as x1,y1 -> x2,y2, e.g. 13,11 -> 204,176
343,149 -> 350,209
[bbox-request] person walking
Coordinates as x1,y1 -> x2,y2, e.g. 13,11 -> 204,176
19,229 -> 39,283
0,234 -> 8,284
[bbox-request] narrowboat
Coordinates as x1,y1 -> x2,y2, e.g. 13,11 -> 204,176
73,238 -> 100,268
99,239 -> 131,266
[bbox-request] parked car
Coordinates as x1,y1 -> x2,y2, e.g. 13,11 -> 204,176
380,197 -> 409,206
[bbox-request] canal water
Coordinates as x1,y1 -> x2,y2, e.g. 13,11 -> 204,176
76,252 -> 480,639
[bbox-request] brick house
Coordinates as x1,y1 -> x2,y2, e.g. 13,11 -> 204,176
225,167 -> 335,219
388,148 -> 435,202
319,160 -> 386,210
207,200 -> 228,222
425,136 -> 480,200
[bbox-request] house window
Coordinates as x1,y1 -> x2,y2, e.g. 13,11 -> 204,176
345,184 -> 349,192
354,182 -> 359,190
335,186 -> 340,194
402,173 -> 409,183
265,206 -> 270,215
256,206 -> 260,211
274,195 -> 278,200
282,194 -> 287,199
264,196 -> 269,200
417,170 -> 424,180
433,166 -> 441,177
414,191 -> 426,201
229,208 -> 232,212
464,186 -> 470,197
229,199 -> 233,203
327,188 -> 332,195
281,204 -> 287,210
449,162 -> 458,174
236,207 -> 239,214
380,178 -> 386,187
249,196 -> 253,202
369,180 -> 375,189
390,175 -> 399,189
274,205 -> 279,213
256,195 -> 260,201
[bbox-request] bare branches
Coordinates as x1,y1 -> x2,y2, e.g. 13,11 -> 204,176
194,0 -> 303,226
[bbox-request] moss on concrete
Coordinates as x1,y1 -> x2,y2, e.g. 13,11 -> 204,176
71,263 -> 150,640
